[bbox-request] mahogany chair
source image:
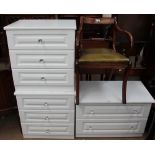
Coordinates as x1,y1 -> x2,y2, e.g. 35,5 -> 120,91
76,16 -> 133,104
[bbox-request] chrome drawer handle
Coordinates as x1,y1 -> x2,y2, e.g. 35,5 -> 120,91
39,59 -> 45,63
38,39 -> 43,43
90,110 -> 95,114
41,77 -> 46,81
133,109 -> 138,113
95,19 -> 101,23
45,129 -> 50,133
44,116 -> 49,120
88,126 -> 92,130
44,102 -> 48,107
130,126 -> 135,130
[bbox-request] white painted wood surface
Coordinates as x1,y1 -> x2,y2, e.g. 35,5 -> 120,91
76,104 -> 151,119
79,81 -> 155,104
5,19 -> 76,139
76,119 -> 147,137
9,50 -> 74,69
19,110 -> 74,123
22,123 -> 74,139
16,94 -> 75,110
4,20 -> 76,30
76,81 -> 154,138
6,30 -> 75,50
12,69 -> 74,86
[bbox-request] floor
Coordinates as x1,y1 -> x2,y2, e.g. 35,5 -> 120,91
0,112 -> 147,140
0,112 -> 23,140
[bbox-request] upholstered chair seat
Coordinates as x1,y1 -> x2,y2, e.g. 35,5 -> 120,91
79,48 -> 129,63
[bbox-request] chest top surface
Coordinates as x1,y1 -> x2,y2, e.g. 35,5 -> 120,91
80,81 -> 155,104
4,19 -> 76,30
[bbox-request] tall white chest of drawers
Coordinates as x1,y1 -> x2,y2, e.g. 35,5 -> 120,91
4,20 -> 76,139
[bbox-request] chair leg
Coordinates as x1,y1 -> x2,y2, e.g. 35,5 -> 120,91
80,74 -> 83,80
122,67 -> 130,104
100,74 -> 104,80
86,74 -> 89,80
76,71 -> 80,105
88,74 -> 92,81
108,69 -> 115,80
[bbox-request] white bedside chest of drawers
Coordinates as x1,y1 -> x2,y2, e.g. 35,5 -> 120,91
4,20 -> 76,139
76,81 -> 155,137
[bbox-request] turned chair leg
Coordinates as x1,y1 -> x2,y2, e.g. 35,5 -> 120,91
76,71 -> 80,105
122,67 -> 130,104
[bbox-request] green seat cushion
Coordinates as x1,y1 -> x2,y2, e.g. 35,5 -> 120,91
79,48 -> 129,63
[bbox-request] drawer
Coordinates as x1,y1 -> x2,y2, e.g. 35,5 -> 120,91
12,69 -> 74,86
21,123 -> 74,139
6,30 -> 75,50
76,105 -> 151,119
76,119 -> 147,137
19,110 -> 74,123
16,95 -> 74,110
9,50 -> 74,69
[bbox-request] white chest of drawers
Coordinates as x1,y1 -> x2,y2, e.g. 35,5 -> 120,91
4,20 -> 76,139
76,81 -> 155,137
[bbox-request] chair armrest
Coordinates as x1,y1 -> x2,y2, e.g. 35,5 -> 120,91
76,30 -> 81,48
115,24 -> 134,49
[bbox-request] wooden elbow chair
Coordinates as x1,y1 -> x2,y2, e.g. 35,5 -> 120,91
76,16 -> 133,105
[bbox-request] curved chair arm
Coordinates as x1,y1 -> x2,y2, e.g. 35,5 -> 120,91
76,30 -> 81,48
75,30 -> 83,59
115,23 -> 134,49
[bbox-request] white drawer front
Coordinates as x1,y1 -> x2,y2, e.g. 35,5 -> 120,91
16,95 -> 74,110
21,123 -> 74,138
76,105 -> 151,119
12,69 -> 73,86
6,30 -> 75,50
9,50 -> 74,69
76,119 -> 147,137
19,110 -> 74,123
